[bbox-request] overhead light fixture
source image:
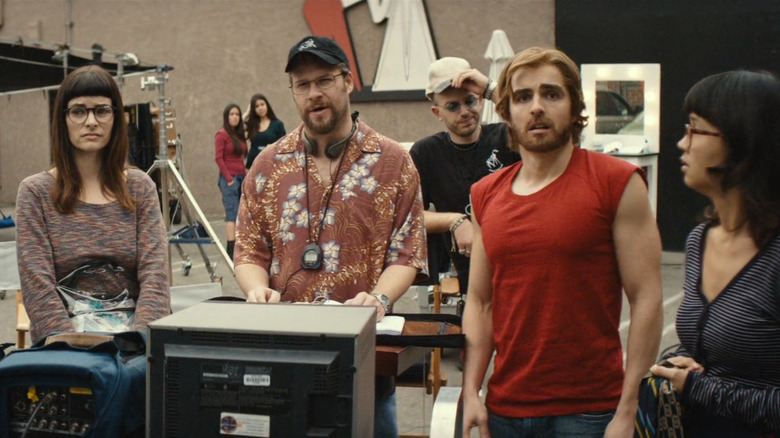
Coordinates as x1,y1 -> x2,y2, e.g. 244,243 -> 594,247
51,48 -> 68,63
116,52 -> 140,66
91,43 -> 104,64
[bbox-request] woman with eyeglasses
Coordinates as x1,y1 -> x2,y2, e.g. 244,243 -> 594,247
243,93 -> 285,170
650,70 -> 780,437
15,65 -> 170,345
214,103 -> 247,260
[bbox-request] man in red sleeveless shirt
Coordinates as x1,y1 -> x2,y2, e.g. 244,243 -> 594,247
461,47 -> 663,438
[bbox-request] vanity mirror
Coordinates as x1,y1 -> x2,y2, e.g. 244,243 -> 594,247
581,64 -> 660,154
580,63 -> 661,214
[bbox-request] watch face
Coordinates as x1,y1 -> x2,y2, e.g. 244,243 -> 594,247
373,293 -> 390,309
301,243 -> 323,270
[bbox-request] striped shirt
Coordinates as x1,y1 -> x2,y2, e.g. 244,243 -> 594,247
16,169 -> 170,343
673,223 -> 780,435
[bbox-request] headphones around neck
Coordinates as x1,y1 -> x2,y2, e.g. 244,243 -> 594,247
303,111 -> 360,159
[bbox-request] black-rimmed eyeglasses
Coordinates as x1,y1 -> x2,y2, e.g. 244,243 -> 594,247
290,72 -> 347,95
436,95 -> 480,113
65,105 -> 115,124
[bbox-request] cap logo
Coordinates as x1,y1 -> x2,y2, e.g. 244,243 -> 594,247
299,39 -> 317,50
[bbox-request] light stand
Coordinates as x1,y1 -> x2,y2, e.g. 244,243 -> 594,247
141,65 -> 232,283
114,52 -> 139,88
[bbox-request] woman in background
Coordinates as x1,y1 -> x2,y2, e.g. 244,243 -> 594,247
16,65 -> 169,344
651,70 -> 780,437
244,93 -> 285,169
215,103 -> 247,259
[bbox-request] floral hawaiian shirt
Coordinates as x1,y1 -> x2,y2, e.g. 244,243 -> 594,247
235,120 -> 428,303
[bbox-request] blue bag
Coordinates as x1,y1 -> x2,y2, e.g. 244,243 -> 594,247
0,331 -> 145,437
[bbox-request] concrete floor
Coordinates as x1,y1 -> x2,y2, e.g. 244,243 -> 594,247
0,201 -> 685,436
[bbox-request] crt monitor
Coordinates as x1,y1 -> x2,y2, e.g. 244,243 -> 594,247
147,301 -> 376,438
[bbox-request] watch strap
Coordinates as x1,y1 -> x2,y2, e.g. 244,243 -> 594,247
370,292 -> 391,313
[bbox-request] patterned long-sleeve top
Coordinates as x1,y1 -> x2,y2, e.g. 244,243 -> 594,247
672,223 -> 780,435
16,169 -> 170,343
234,120 -> 428,303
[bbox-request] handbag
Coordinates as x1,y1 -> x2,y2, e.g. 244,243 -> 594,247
635,375 -> 685,438
57,262 -> 138,333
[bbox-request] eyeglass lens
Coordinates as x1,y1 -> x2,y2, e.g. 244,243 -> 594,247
444,95 -> 479,113
684,124 -> 721,148
66,105 -> 114,123
292,73 -> 344,95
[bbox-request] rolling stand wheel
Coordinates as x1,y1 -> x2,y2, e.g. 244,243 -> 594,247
0,290 -> 5,300
181,260 -> 192,276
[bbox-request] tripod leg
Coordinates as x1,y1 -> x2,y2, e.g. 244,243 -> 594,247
172,243 -> 192,276
166,160 -> 233,272
194,239 -> 221,283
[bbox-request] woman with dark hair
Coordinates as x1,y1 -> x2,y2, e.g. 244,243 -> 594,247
215,103 -> 247,259
651,70 -> 780,437
244,93 -> 285,169
16,65 -> 169,344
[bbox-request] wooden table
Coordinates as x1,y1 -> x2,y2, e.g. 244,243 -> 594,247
375,344 -> 431,377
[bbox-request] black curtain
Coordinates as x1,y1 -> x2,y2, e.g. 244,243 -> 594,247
556,0 -> 780,250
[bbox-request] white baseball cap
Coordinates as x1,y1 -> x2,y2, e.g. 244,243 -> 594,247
426,57 -> 472,99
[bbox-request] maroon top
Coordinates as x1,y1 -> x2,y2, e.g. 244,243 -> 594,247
215,127 -> 247,183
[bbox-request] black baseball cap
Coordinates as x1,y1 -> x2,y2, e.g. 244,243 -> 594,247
285,35 -> 350,72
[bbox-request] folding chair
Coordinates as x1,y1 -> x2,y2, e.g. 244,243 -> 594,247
16,291 -> 29,349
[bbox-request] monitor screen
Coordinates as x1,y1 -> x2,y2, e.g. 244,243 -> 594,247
147,302 -> 376,438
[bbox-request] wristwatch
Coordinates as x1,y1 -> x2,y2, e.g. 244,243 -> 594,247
370,292 -> 391,314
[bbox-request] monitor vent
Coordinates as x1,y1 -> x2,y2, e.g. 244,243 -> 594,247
313,362 -> 340,393
164,359 -> 182,437
190,331 -> 317,348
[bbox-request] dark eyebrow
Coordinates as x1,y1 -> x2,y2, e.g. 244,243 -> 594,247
512,83 -> 565,96
539,83 -> 565,94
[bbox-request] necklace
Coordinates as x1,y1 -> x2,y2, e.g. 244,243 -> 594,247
447,133 -> 479,152
447,126 -> 482,152
304,150 -> 345,244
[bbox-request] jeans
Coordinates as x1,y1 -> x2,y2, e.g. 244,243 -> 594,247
217,174 -> 244,221
374,392 -> 398,438
488,409 -> 615,438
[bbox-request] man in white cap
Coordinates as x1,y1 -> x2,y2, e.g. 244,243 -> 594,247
409,57 -> 520,302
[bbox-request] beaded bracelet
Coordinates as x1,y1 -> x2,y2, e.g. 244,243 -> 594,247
449,214 -> 469,235
450,214 -> 469,253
